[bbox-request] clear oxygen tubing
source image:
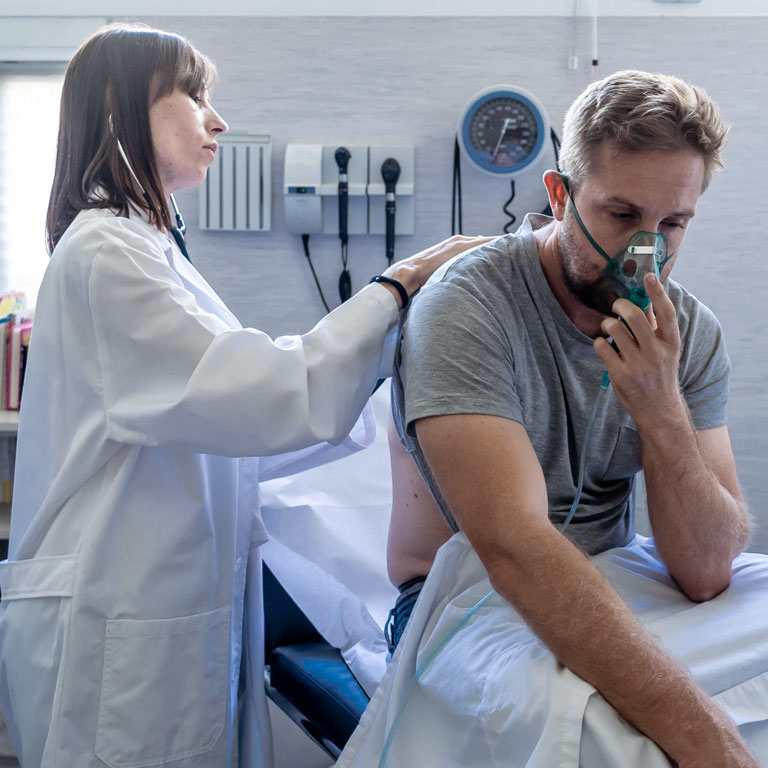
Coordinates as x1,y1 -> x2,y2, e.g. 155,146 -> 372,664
377,371 -> 611,768
559,370 -> 611,531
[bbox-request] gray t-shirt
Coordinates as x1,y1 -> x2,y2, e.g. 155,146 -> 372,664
392,214 -> 730,555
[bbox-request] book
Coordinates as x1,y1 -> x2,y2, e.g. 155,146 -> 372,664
0,317 -> 10,412
0,293 -> 26,412
0,436 -> 12,505
18,327 -> 32,406
0,292 -> 25,320
6,320 -> 32,410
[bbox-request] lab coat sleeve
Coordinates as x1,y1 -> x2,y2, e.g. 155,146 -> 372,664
257,397 -> 377,482
88,220 -> 399,457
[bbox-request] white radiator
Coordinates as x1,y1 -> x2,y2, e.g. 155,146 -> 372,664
199,134 -> 272,231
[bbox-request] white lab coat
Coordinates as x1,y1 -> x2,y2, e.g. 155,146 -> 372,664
0,206 -> 399,767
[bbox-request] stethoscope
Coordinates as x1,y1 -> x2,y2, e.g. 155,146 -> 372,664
169,194 -> 190,262
115,136 -> 191,262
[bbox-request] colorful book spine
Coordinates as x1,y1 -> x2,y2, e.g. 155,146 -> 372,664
0,293 -> 26,412
0,317 -> 9,412
0,437 -> 12,505
0,293 -> 25,320
6,320 -> 32,410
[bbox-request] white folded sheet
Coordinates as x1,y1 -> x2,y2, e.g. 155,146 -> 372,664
338,532 -> 768,767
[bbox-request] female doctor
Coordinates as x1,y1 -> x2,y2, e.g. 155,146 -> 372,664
0,23 -> 488,768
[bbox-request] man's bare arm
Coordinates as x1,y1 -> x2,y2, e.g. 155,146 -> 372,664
597,274 -> 751,601
416,411 -> 757,768
642,421 -> 749,600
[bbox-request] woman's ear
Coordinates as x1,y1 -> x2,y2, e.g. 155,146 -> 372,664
543,170 -> 568,222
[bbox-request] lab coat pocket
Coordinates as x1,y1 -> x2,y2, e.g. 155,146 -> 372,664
0,555 -> 77,762
95,604 -> 230,768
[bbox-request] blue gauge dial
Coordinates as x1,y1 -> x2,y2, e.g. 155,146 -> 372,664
459,87 -> 548,175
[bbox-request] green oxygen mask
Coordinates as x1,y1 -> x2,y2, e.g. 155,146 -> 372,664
561,176 -> 671,311
604,231 -> 668,311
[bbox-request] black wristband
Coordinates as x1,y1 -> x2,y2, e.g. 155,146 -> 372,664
369,275 -> 409,310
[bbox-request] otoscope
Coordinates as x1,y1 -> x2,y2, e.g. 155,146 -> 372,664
335,147 -> 352,302
335,147 -> 350,247
381,157 -> 401,266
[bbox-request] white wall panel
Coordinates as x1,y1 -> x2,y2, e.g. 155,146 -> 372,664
2,2 -> 767,16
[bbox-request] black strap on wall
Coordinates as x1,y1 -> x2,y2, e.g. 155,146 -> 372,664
302,234 -> 332,313
451,136 -> 463,235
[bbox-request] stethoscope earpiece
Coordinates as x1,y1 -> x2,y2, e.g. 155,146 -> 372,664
109,114 -> 191,262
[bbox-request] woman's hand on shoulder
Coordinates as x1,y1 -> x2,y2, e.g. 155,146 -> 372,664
381,235 -> 496,309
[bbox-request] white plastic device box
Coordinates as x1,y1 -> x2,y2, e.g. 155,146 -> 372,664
283,143 -> 323,234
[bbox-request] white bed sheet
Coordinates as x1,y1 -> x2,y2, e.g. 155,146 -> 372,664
337,532 -> 768,767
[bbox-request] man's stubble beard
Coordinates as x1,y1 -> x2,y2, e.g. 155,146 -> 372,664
557,214 -> 618,317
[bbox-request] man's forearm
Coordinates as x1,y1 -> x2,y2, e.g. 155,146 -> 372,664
482,523 -> 754,766
639,399 -> 750,601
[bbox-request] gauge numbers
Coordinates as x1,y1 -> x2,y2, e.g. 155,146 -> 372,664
459,87 -> 548,175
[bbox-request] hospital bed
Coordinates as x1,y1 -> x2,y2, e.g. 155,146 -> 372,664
263,562 -> 368,758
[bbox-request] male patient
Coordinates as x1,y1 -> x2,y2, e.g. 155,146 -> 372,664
340,71 -> 767,767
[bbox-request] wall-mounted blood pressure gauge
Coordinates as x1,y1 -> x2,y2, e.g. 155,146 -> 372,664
458,85 -> 550,175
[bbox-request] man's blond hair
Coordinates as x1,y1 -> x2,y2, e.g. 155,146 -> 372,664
559,70 -> 728,191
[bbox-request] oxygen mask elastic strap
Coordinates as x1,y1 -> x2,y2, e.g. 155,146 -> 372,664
561,175 -> 670,311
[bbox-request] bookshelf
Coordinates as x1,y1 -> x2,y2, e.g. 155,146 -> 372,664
0,412 -> 19,435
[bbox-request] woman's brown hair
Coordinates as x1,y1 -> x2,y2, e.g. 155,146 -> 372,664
46,23 -> 216,252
